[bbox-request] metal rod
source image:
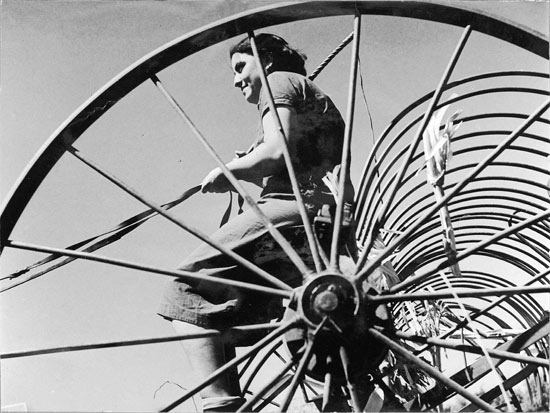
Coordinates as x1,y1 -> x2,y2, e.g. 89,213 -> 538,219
367,285 -> 550,304
355,82 -> 549,240
355,97 -> 549,285
394,331 -> 549,368
368,328 -> 499,412
388,209 -> 550,293
279,336 -> 316,412
248,31 -> 322,274
5,241 -> 292,299
330,12 -> 361,269
354,25 -> 472,271
440,270 -> 514,411
339,345 -> 362,412
308,31 -> 354,81
354,70 -> 549,232
1,322 -> 282,360
161,318 -> 301,412
238,357 -> 296,412
414,268 -> 550,355
151,74 -> 312,278
278,316 -> 327,412
65,146 -> 292,292
240,339 -> 284,390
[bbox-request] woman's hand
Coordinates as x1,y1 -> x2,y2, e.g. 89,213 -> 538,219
200,167 -> 231,193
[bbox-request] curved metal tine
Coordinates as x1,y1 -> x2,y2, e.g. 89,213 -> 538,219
438,271 -> 514,410
248,31 -> 322,274
357,102 -> 550,245
63,146 -> 292,292
394,330 -> 550,367
354,99 -> 550,284
354,25 -> 473,273
5,241 -> 292,300
386,209 -> 550,294
366,285 -> 550,304
388,272 -> 548,329
160,318 -> 300,412
460,363 -> 541,413
384,174 -> 549,255
278,317 -> 328,412
368,328 -> 499,412
414,268 -> 550,354
237,356 -> 297,412
0,321 -> 283,360
151,75 -> 312,278
278,337 -> 316,412
240,338 -> 284,390
329,12 -> 361,270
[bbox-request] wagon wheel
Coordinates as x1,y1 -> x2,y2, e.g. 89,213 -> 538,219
1,1 -> 549,412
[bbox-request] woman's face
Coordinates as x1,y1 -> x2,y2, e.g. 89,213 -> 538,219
231,52 -> 264,105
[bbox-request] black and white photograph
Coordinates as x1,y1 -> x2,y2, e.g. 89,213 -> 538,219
1,1 -> 549,412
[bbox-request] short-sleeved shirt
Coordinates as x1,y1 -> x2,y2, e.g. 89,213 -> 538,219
254,71 -> 350,206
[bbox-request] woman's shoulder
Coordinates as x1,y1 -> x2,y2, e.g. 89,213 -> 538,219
267,71 -> 328,98
267,71 -> 306,89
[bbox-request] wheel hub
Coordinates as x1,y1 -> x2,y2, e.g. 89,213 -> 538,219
299,273 -> 359,327
284,272 -> 391,383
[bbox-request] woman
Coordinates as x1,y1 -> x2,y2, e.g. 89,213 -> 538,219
158,33 -> 354,412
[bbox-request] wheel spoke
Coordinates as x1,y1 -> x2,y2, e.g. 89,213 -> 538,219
459,362 -> 543,412
338,345 -> 362,412
278,317 -> 327,412
160,318 -> 300,412
394,330 -> 549,367
248,31 -> 322,274
367,285 -> 550,303
329,12 -> 361,270
64,146 -> 293,291
278,337 -> 316,412
0,186 -> 201,292
240,339 -> 284,390
355,25 -> 472,271
417,316 -> 550,409
4,240 -> 292,299
438,270 -> 514,410
368,327 -> 499,412
412,268 -> 550,355
238,356 -> 297,412
151,74 -> 313,278
0,322 -> 283,360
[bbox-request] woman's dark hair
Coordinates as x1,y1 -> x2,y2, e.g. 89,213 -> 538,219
229,33 -> 307,76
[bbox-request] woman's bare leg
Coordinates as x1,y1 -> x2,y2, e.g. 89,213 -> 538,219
172,320 -> 239,399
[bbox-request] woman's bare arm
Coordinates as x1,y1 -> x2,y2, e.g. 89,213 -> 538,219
201,106 -> 297,193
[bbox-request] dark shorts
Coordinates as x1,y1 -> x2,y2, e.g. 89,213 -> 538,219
157,195 -> 315,329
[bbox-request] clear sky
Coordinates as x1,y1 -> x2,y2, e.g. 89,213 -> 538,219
0,1 -> 548,412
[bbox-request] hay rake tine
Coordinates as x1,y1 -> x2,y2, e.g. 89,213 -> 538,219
355,99 -> 550,284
